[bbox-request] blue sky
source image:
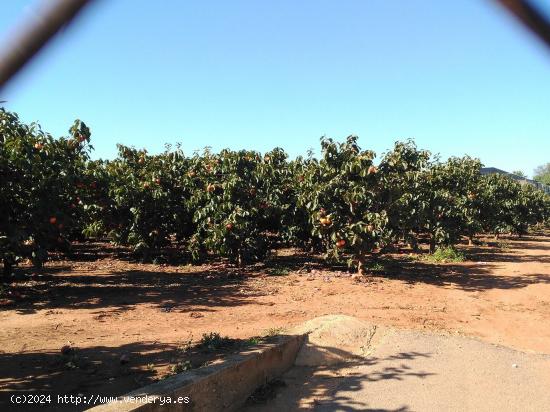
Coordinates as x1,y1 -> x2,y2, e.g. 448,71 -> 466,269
1,0 -> 549,176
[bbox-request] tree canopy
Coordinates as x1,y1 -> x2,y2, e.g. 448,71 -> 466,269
534,163 -> 550,186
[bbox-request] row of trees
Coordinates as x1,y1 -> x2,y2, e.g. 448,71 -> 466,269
1,109 -> 549,276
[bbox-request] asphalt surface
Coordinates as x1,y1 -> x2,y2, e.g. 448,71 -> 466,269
243,329 -> 550,412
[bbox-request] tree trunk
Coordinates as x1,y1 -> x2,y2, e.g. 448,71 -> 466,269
237,248 -> 243,267
407,232 -> 419,252
3,258 -> 12,282
356,251 -> 367,275
429,236 -> 436,254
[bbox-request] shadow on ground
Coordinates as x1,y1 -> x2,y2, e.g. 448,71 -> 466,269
3,233 -> 550,314
0,334 -> 278,411
245,346 -> 433,411
365,256 -> 550,292
0,341 -> 177,411
4,264 -> 272,315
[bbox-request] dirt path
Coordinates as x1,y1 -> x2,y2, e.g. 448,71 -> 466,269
1,234 -> 549,406
244,329 -> 550,411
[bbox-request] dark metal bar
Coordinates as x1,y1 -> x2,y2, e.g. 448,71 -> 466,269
0,0 -> 95,92
495,0 -> 550,50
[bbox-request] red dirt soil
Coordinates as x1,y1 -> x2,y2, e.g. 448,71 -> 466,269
1,234 -> 549,408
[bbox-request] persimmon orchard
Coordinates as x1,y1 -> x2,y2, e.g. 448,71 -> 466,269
1,108 -> 549,277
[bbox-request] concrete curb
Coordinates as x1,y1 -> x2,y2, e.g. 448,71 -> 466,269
86,334 -> 305,412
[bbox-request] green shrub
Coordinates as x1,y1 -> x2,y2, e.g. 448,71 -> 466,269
199,332 -> 233,351
424,246 -> 465,263
170,360 -> 192,374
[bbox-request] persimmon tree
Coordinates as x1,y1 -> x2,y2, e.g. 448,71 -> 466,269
297,136 -> 391,273
510,184 -> 549,237
96,145 -> 195,260
477,174 -> 550,238
0,109 -> 91,276
377,139 -> 431,251
189,148 -> 290,265
415,157 -> 483,252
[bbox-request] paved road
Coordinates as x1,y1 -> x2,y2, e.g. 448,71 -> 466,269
243,329 -> 550,412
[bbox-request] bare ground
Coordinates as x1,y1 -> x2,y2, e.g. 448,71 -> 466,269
1,233 -> 549,408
